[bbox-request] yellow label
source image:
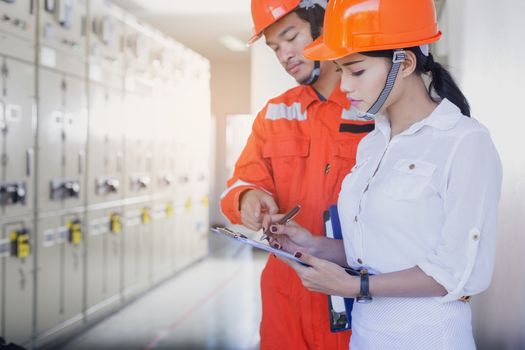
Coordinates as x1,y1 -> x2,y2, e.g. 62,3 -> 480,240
17,235 -> 30,258
69,222 -> 82,245
10,231 -> 30,258
141,208 -> 150,224
201,195 -> 209,207
185,197 -> 192,212
166,203 -> 174,218
110,213 -> 122,233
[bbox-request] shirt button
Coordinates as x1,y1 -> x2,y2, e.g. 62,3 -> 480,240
354,216 -> 358,222
409,164 -> 416,170
473,234 -> 480,241
357,258 -> 363,264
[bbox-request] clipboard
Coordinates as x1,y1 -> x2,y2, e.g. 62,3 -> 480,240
211,226 -> 360,275
210,227 -> 308,266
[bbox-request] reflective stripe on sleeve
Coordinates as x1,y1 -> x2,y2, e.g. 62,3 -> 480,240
265,102 -> 307,121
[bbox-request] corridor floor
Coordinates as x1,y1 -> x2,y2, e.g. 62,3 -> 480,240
58,234 -> 266,350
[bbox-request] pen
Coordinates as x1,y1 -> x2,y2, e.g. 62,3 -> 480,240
260,204 -> 302,241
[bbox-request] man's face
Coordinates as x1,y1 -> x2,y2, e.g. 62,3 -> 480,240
264,12 -> 316,84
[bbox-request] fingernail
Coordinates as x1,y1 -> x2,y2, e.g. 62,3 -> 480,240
294,252 -> 302,258
262,226 -> 267,232
270,225 -> 277,233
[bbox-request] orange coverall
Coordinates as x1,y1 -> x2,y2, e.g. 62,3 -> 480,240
221,83 -> 373,350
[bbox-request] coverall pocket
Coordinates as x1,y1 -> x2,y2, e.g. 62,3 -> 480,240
263,135 -> 310,201
333,139 -> 357,170
382,159 -> 436,200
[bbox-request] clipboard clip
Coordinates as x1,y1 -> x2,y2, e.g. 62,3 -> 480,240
212,227 -> 248,239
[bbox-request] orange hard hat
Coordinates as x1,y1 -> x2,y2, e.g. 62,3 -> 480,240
304,0 -> 442,61
247,0 -> 301,45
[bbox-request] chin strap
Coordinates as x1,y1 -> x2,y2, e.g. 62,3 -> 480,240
298,0 -> 326,85
364,49 -> 406,117
300,60 -> 321,85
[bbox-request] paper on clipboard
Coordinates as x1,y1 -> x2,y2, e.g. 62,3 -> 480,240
210,227 -> 309,266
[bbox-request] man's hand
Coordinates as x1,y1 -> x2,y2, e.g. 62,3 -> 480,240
240,189 -> 278,231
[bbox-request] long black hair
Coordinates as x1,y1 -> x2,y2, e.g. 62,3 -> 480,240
363,47 -> 471,117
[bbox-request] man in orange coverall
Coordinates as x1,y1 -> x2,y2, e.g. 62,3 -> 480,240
220,0 -> 373,349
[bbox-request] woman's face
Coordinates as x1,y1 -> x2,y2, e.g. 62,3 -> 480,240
335,53 -> 394,113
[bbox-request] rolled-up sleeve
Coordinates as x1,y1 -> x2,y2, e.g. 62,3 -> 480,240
417,129 -> 502,302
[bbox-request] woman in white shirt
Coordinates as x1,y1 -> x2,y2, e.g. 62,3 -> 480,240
263,0 -> 503,349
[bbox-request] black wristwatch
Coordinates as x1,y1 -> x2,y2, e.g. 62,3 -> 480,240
356,269 -> 372,303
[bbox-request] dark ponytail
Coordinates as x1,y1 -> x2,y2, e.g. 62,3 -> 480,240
363,48 -> 471,117
417,50 -> 471,117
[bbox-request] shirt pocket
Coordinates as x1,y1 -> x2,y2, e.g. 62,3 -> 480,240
263,135 -> 310,202
381,159 -> 436,200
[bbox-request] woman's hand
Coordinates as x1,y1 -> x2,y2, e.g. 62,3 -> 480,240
277,252 -> 358,298
262,214 -> 318,255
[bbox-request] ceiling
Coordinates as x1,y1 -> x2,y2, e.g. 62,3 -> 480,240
109,0 -> 446,61
110,0 -> 253,61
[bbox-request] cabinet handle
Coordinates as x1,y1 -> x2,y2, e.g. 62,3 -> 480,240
26,148 -> 34,176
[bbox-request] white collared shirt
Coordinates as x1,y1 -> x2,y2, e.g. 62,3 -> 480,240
338,99 -> 502,302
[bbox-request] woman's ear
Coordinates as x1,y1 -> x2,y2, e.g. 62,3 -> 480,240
400,50 -> 417,77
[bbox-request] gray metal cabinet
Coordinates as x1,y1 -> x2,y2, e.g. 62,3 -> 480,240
87,81 -> 124,205
0,218 -> 34,346
37,71 -> 87,212
122,203 -> 151,300
36,214 -> 85,337
85,207 -> 122,319
0,57 -> 35,218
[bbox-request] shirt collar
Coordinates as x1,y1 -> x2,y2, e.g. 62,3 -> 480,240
300,81 -> 350,111
374,99 -> 462,139
409,99 -> 462,132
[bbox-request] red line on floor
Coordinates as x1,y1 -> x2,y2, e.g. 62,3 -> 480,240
143,264 -> 246,350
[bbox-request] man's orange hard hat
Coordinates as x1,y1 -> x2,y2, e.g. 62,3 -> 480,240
247,0 -> 301,45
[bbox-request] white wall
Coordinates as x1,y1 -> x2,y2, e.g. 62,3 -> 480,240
440,1 -> 525,349
250,39 -> 296,114
209,57 -> 252,226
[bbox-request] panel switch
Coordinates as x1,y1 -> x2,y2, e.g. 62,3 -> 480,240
50,179 -> 80,200
0,181 -> 27,206
95,176 -> 120,195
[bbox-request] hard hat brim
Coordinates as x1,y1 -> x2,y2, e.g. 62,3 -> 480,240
305,32 -> 444,61
247,32 -> 262,46
303,36 -> 351,61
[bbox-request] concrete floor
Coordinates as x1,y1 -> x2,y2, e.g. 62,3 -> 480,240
57,234 -> 266,350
